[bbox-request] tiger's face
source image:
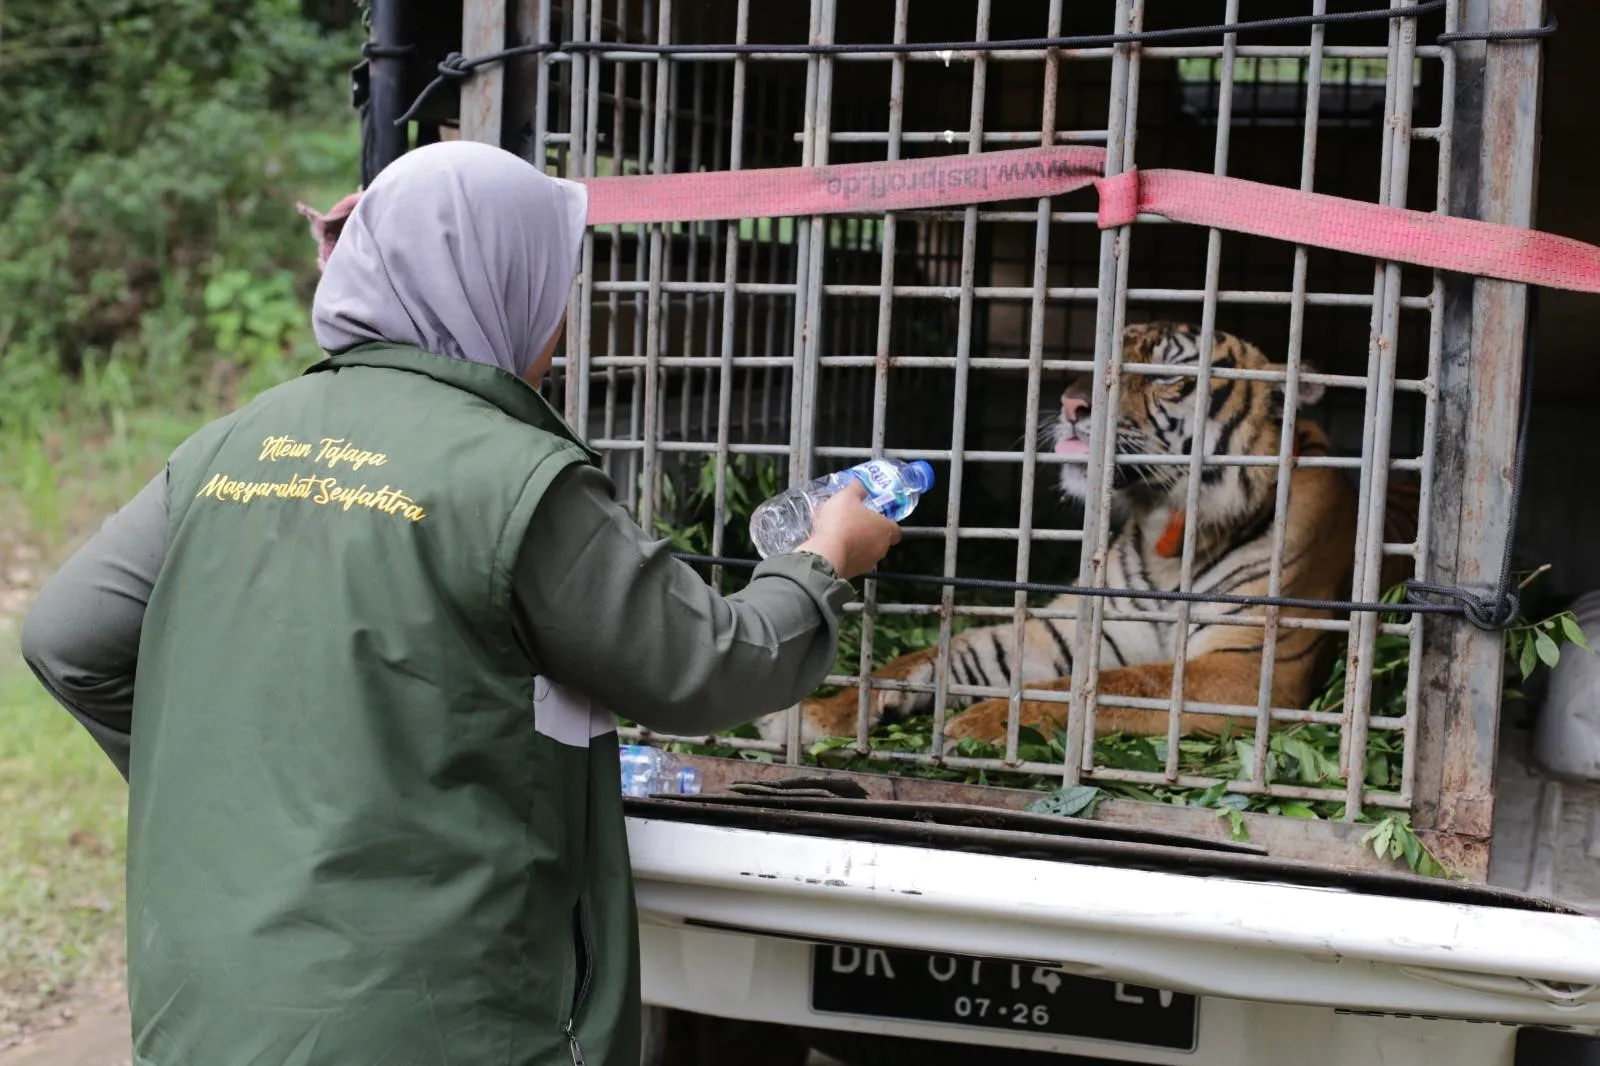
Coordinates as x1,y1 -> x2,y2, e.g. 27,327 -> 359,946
1050,322 -> 1324,526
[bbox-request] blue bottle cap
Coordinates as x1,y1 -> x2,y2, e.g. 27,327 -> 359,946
904,460 -> 936,494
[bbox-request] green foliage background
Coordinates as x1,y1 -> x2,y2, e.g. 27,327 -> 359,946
0,0 -> 363,437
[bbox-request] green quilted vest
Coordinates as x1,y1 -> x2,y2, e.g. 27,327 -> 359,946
128,345 -> 640,1066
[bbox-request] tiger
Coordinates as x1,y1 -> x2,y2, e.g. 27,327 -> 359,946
756,321 -> 1418,751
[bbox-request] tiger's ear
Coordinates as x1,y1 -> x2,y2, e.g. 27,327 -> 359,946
1266,361 -> 1325,407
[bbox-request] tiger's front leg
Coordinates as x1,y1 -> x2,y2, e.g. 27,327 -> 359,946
942,653 -> 1262,751
753,616 -> 1073,748
755,646 -> 943,747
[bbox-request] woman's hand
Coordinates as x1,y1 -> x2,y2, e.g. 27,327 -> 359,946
796,481 -> 903,579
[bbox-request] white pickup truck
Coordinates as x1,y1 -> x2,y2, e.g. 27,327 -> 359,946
626,748 -> 1600,1066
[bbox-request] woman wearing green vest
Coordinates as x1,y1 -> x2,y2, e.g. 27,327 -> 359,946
20,140 -> 901,1066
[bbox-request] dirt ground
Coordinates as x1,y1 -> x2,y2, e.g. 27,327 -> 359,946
0,1005 -> 842,1066
0,990 -> 842,1066
0,992 -> 128,1066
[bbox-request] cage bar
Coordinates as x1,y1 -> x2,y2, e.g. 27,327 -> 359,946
1161,0 -> 1240,782
926,0 -> 993,759
1413,0 -> 1545,878
852,0 -> 912,755
1067,0 -> 1144,786
1250,0 -> 1328,789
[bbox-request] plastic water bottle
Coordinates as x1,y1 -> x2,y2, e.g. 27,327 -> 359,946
748,459 -> 936,559
618,744 -> 703,798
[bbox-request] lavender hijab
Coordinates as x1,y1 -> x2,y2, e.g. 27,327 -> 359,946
311,140 -> 589,378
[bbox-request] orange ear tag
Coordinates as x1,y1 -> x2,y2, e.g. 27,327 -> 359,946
1155,431 -> 1297,560
1154,508 -> 1186,559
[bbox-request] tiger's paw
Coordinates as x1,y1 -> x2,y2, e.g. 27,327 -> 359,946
941,697 -> 1068,756
755,648 -> 944,749
941,698 -> 1020,754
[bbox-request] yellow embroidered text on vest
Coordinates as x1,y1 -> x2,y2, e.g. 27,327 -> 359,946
257,435 -> 389,472
195,471 -> 426,522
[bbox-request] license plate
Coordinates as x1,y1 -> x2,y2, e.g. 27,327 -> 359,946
809,944 -> 1198,1051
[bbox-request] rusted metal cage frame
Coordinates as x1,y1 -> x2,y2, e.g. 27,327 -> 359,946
458,0 -> 1543,876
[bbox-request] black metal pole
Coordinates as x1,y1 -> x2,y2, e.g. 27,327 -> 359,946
365,0 -> 410,181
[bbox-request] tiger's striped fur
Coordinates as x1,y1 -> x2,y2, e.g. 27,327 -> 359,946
757,321 -> 1418,750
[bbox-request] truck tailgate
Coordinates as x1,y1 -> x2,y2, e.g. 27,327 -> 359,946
627,815 -> 1600,1027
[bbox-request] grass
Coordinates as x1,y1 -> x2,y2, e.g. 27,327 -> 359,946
2,408 -> 215,545
0,405 -> 213,1045
0,645 -> 129,1045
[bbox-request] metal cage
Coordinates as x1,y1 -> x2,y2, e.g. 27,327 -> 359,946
454,0 -> 1545,877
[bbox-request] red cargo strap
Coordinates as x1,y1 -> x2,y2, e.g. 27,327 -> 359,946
1095,168 -> 1600,294
580,146 -> 1600,295
581,146 -> 1107,226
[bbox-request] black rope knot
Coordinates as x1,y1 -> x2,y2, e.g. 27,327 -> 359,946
437,51 -> 475,80
393,44 -> 557,128
1404,580 -> 1520,632
391,52 -> 479,127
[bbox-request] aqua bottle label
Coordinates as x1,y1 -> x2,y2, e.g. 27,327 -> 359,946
848,460 -> 906,513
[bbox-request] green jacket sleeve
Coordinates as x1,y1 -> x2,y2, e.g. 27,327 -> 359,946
21,447 -> 855,773
19,464 -> 171,780
511,464 -> 854,735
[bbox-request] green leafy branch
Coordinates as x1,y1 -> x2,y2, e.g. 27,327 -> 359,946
648,453 -> 784,560
1361,813 -> 1450,879
1504,566 -> 1592,692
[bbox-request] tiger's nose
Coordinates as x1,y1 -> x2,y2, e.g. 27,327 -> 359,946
1061,395 -> 1089,423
